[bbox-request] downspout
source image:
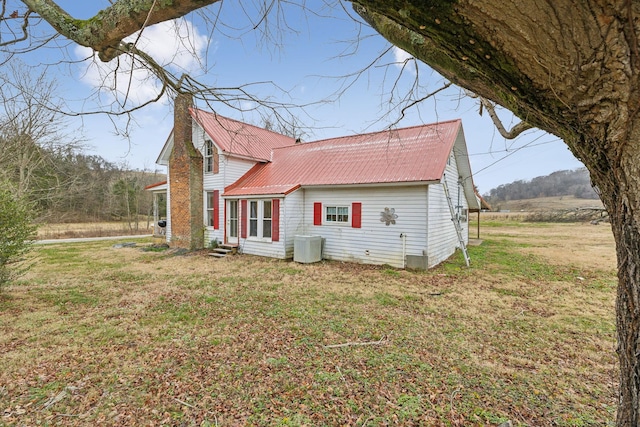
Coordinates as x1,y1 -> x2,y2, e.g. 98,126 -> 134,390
400,233 -> 406,269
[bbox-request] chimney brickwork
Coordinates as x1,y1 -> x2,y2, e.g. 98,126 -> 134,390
169,93 -> 204,250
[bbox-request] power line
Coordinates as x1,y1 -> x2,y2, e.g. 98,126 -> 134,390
467,139 -> 557,157
471,134 -> 561,176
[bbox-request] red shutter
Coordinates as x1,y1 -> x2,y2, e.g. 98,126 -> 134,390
213,190 -> 220,230
313,202 -> 322,226
352,202 -> 362,228
272,199 -> 280,242
240,199 -> 247,238
213,146 -> 219,174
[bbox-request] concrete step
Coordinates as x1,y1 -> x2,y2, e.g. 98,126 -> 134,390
214,248 -> 233,254
209,252 -> 226,258
218,244 -> 238,254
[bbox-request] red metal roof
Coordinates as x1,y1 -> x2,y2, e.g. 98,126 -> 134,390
224,119 -> 462,196
190,109 -> 296,161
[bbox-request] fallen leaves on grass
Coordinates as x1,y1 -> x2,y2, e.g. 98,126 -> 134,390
0,227 -> 618,426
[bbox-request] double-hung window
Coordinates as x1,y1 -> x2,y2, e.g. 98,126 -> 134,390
204,140 -> 218,174
204,140 -> 213,173
325,205 -> 349,223
249,200 -> 272,239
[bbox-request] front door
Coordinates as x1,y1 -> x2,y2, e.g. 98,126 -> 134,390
227,200 -> 239,245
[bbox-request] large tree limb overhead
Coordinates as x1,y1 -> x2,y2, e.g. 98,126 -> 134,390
353,1 -> 638,146
20,0 -> 221,61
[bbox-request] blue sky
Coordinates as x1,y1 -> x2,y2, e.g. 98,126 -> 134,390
21,1 -> 583,194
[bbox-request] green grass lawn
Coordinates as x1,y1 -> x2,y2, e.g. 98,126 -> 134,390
0,222 -> 618,426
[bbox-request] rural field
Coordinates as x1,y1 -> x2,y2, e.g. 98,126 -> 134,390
36,221 -> 152,240
1,217 -> 618,426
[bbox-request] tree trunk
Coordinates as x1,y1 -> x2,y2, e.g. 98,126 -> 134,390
592,125 -> 640,425
613,209 -> 640,424
354,1 -> 640,424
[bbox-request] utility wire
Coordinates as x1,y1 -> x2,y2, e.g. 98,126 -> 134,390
471,134 -> 561,176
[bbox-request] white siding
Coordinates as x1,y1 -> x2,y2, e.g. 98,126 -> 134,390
282,190 -> 305,258
301,186 -> 428,268
426,153 -> 470,267
203,154 -> 256,246
191,122 -> 259,246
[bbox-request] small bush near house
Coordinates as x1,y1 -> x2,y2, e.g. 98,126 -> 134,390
0,187 -> 38,289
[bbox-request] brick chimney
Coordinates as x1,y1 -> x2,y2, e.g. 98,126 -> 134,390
168,93 -> 204,250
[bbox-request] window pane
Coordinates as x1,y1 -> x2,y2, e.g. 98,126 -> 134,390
250,201 -> 258,219
263,220 -> 272,238
250,219 -> 258,237
229,201 -> 238,238
263,201 -> 272,219
326,206 -> 336,222
338,206 -> 348,222
230,201 -> 238,218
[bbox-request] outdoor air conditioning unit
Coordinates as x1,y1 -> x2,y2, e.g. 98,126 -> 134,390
294,235 -> 323,263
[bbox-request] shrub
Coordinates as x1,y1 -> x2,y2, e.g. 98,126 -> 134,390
0,188 -> 38,288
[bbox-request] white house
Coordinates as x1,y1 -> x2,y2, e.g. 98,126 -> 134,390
150,95 -> 480,269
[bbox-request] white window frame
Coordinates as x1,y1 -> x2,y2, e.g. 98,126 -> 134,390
248,199 -> 272,240
206,191 -> 215,227
204,140 -> 214,173
325,205 -> 349,224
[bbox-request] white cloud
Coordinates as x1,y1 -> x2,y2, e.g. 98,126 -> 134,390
74,18 -> 210,107
135,18 -> 209,72
392,46 -> 415,72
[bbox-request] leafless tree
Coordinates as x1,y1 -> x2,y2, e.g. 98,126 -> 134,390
0,59 -> 84,202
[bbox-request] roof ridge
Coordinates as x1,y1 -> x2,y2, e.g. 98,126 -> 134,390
271,119 -> 462,151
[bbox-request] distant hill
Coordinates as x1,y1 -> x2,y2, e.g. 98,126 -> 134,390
484,168 -> 599,205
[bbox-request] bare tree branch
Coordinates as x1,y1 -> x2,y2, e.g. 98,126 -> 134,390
480,98 -> 533,139
20,0 -> 221,61
0,8 -> 32,47
463,90 -> 533,139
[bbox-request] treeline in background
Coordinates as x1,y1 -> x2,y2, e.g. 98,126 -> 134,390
0,138 -> 163,228
483,168 -> 599,204
0,61 -> 164,230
